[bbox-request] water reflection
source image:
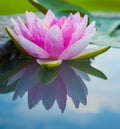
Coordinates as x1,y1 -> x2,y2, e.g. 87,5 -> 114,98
0,54 -> 107,112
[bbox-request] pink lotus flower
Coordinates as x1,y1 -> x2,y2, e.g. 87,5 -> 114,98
6,10 -> 110,67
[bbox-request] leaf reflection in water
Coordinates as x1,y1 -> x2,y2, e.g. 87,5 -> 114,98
0,54 -> 107,112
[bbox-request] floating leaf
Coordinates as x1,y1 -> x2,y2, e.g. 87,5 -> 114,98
96,18 -> 120,34
92,18 -> 120,47
111,30 -> 120,37
92,30 -> 120,48
108,20 -> 120,35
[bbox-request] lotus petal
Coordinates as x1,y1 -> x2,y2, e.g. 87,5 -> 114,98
18,36 -> 49,59
59,29 -> 96,59
72,45 -> 111,60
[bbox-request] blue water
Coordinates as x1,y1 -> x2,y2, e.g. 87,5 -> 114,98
0,48 -> 120,129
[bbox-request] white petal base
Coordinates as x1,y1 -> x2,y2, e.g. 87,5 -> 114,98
36,59 -> 62,68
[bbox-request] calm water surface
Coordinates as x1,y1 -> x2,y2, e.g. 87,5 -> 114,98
0,48 -> 120,129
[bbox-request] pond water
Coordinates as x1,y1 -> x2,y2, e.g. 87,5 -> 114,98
0,47 -> 120,129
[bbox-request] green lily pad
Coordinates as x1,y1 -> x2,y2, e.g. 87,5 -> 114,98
96,18 -> 120,34
37,68 -> 58,84
92,30 -> 120,48
92,18 -> 120,47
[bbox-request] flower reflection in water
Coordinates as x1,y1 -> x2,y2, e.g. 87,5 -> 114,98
0,54 -> 107,112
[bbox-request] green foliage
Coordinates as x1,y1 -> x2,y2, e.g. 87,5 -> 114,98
68,0 -> 120,12
92,18 -> 120,47
0,0 -> 37,15
28,0 -> 92,18
0,0 -> 120,15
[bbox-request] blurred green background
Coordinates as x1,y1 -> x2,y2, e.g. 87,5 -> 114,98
0,0 -> 120,15
69,0 -> 120,12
